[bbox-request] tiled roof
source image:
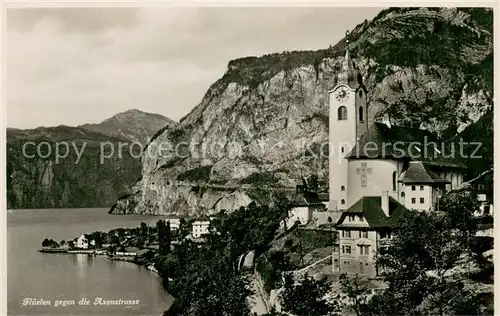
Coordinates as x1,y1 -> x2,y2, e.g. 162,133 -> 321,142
335,196 -> 409,229
455,168 -> 493,190
345,122 -> 465,168
399,161 -> 450,184
291,191 -> 325,207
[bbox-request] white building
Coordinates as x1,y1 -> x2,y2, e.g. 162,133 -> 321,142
166,218 -> 181,230
286,186 -> 336,230
76,234 -> 89,249
192,220 -> 210,238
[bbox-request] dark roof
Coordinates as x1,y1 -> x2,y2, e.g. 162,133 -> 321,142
460,168 -> 493,186
291,191 -> 325,207
318,193 -> 329,201
335,196 -> 409,229
399,161 -> 450,184
345,122 -> 465,168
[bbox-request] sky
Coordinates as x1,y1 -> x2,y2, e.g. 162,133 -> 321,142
6,7 -> 383,129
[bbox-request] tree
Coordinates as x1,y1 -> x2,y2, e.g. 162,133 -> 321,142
364,189 -> 485,315
140,222 -> 149,237
163,243 -> 252,316
165,220 -> 171,254
280,273 -> 340,316
157,220 -> 166,255
42,238 -> 50,247
339,274 -> 371,316
177,218 -> 191,241
308,174 -> 319,193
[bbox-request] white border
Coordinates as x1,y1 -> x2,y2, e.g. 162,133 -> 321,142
0,2 -> 498,316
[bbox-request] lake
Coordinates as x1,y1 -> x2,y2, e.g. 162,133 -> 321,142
7,208 -> 174,315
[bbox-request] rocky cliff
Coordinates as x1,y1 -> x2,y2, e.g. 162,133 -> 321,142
7,110 -> 174,209
112,7 -> 493,216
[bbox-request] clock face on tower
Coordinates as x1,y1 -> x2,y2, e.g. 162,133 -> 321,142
335,87 -> 349,102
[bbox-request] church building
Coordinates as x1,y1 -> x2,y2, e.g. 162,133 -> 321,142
329,31 -> 466,276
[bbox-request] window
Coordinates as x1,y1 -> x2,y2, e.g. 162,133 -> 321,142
359,90 -> 363,98
341,185 -> 345,191
341,146 -> 345,153
420,185 -> 424,191
359,215 -> 364,222
328,216 -> 333,223
392,171 -> 397,191
341,199 -> 346,205
348,215 -> 355,222
412,185 -> 416,191
420,198 -> 425,204
478,184 -> 485,191
484,205 -> 490,215
359,245 -> 370,255
411,198 -> 416,204
401,192 -> 405,197
342,230 -> 351,238
361,231 -> 368,238
380,231 -> 392,239
338,106 -> 347,120
342,245 -> 351,254
359,106 -> 364,122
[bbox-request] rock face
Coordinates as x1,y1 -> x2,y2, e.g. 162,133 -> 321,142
7,110 -> 175,209
112,7 -> 493,216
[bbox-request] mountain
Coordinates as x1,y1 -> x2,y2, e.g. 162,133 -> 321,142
107,8 -> 492,216
7,110 -> 175,209
79,109 -> 176,144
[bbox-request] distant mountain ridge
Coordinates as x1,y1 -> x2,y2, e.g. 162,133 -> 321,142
80,109 -> 176,144
7,109 -> 175,209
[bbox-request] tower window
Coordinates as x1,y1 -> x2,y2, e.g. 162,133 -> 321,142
357,73 -> 363,85
401,192 -> 405,197
359,90 -> 363,98
341,185 -> 345,191
337,106 -> 347,121
392,171 -> 397,191
341,199 -> 346,205
341,146 -> 345,153
359,106 -> 364,122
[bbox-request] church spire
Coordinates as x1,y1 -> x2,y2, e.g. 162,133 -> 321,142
337,30 -> 360,88
343,30 -> 351,70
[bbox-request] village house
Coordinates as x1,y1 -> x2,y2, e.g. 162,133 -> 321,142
192,218 -> 211,239
166,218 -> 181,230
76,234 -> 89,249
329,32 -> 467,276
285,180 -> 337,230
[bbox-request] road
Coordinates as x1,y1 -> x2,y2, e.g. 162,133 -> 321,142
249,276 -> 269,315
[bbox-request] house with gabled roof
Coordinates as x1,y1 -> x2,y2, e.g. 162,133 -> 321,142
333,192 -> 410,276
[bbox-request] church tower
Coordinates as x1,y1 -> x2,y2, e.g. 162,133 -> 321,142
329,30 -> 368,215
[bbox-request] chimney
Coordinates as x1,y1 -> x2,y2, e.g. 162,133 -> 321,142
381,191 -> 390,217
382,114 -> 391,129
